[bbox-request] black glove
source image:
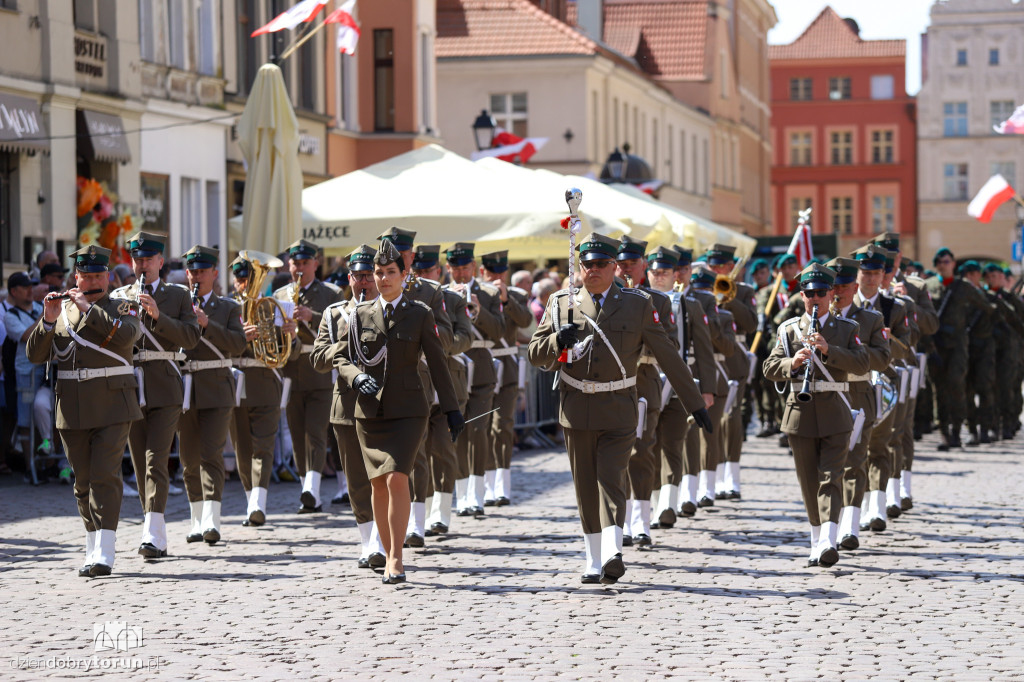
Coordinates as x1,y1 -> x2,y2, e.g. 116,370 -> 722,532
352,373 -> 380,395
556,323 -> 579,351
692,407 -> 713,434
446,410 -> 465,443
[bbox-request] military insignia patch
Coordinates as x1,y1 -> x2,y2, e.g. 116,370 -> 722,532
670,313 -> 676,324
653,310 -> 660,323
703,314 -> 708,325
855,334 -> 861,345
118,301 -> 133,316
882,328 -> 889,340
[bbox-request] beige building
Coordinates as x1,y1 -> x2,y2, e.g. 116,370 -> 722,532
917,0 -> 1024,263
435,0 -> 716,219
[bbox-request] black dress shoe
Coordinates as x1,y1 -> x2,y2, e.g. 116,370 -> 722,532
389,573 -> 406,584
634,533 -> 652,548
138,543 -> 167,558
806,558 -> 819,568
901,497 -> 913,511
949,435 -> 963,449
456,508 -> 474,517
966,433 -> 980,447
869,517 -> 886,532
728,490 -> 741,500
658,508 -> 676,527
698,496 -> 715,508
979,431 -> 992,444
840,534 -> 860,550
715,490 -> 728,500
496,496 -> 510,507
89,563 -> 112,577
405,532 -> 424,548
297,504 -> 323,514
755,424 -> 774,438
886,504 -> 902,519
600,554 -> 625,585
186,533 -> 203,543
473,506 -> 485,518
484,499 -> 497,507
778,434 -> 789,447
248,510 -> 265,526
357,557 -> 370,569
331,492 -> 350,505
203,528 -> 221,545
936,442 -> 950,452
300,490 -> 317,508
622,535 -> 633,547
367,552 -> 386,569
580,573 -> 601,584
426,522 -> 448,536
817,547 -> 839,568
78,564 -> 94,578
680,501 -> 697,517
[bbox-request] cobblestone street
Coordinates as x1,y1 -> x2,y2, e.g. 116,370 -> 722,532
2,426 -> 1023,680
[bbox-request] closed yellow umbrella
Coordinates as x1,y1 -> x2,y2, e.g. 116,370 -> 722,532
236,63 -> 303,255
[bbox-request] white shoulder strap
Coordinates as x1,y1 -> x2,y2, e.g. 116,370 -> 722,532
61,305 -> 130,367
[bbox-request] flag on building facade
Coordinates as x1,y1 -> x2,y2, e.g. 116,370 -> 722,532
993,103 -> 1024,135
251,0 -> 327,37
326,0 -> 360,55
967,174 -> 1016,223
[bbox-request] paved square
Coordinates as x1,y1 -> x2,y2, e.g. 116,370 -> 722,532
2,427 -> 1022,679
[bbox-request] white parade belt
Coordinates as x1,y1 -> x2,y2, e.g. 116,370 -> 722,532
57,366 -> 135,381
713,353 -> 727,361
559,370 -> 637,394
490,346 -> 518,358
847,372 -> 872,383
183,359 -> 235,372
638,356 -> 658,365
234,358 -> 270,369
791,380 -> 849,393
470,340 -> 495,350
300,344 -> 315,355
135,350 -> 186,363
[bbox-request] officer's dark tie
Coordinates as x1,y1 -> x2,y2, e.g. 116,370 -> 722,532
144,284 -> 153,296
384,302 -> 394,329
592,293 -> 603,313
863,300 -> 872,312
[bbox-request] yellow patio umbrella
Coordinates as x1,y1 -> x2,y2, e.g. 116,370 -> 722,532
235,63 -> 303,255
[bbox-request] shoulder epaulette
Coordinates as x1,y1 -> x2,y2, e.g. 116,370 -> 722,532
325,300 -> 349,313
410,299 -> 431,311
477,281 -> 500,296
218,296 -> 240,306
321,280 -> 342,294
551,289 -> 571,298
417,277 -> 441,286
646,288 -> 669,299
509,285 -> 528,296
622,287 -> 651,299
167,282 -> 190,292
836,316 -> 858,327
779,317 -> 801,331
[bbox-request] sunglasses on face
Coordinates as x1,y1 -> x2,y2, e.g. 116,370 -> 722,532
581,260 -> 614,270
350,273 -> 373,282
802,289 -> 831,298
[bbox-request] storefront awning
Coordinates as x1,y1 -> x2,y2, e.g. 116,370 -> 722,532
77,109 -> 131,163
0,92 -> 49,155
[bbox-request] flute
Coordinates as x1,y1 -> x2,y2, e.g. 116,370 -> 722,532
48,288 -> 103,300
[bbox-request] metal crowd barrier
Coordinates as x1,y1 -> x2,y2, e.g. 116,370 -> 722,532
513,347 -> 561,448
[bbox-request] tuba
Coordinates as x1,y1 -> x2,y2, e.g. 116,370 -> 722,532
238,250 -> 293,369
713,256 -> 746,306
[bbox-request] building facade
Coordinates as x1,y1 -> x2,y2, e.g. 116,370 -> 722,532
917,0 -> 1024,263
770,7 -> 917,258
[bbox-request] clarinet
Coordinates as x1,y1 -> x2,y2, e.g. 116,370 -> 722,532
796,303 -> 819,403
191,283 -> 201,309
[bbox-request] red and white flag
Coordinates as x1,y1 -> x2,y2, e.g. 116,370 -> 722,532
967,173 -> 1016,223
251,0 -> 327,37
786,215 -> 814,268
635,179 -> 665,195
471,129 -> 548,164
993,103 -> 1024,135
326,0 -> 361,55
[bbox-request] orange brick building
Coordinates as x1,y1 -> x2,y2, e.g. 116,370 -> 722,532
769,7 -> 918,257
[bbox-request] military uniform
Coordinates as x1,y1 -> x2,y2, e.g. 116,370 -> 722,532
960,261 -> 997,445
444,243 -> 505,516
763,263 -> 869,568
310,245 -> 386,568
986,264 -> 1024,439
112,232 -> 200,556
273,239 -> 344,511
177,246 -> 247,546
480,250 -> 533,508
528,232 -> 709,585
27,246 -> 142,576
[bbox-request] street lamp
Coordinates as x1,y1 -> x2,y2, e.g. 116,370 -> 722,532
605,148 -> 625,181
472,110 -> 496,151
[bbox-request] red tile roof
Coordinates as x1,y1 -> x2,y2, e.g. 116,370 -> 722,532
768,6 -> 905,61
436,0 -> 598,58
571,0 -> 710,80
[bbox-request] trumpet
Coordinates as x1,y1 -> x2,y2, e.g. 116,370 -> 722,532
291,277 -> 314,338
829,293 -> 841,318
712,256 -> 747,305
403,271 -> 420,292
796,303 -> 820,403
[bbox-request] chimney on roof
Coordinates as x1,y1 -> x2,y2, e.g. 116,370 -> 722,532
577,0 -> 603,43
843,18 -> 860,36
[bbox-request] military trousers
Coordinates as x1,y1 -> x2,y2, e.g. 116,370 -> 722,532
724,377 -> 747,464
426,402 -> 459,497
178,405 -> 230,503
788,432 -> 847,527
929,343 -> 968,431
965,339 -> 996,432
458,382 -> 495,479
490,379 -> 519,472
842,386 -> 876,508
410,442 -> 430,503
333,424 -> 373,526
655,396 -> 690,487
627,367 -> 663,501
901,396 -> 917,472
232,404 -> 278,491
564,426 -> 635,534
867,404 -> 897,491
60,422 -> 131,532
286,387 -> 332,478
691,396 -> 726,473
127,404 -> 181,513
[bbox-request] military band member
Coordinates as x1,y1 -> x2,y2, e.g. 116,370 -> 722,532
645,247 -> 715,528
28,246 -> 142,577
529,232 -> 712,585
705,243 -> 758,335
982,264 -> 1024,440
114,232 -> 200,556
959,261 -> 997,445
410,245 -> 473,540
178,246 -> 247,546
230,256 -> 295,528
274,239 -> 343,512
310,245 -> 386,569
333,239 -> 463,584
445,242 -> 505,517
824,257 -> 889,551
479,250 -> 532,507
764,264 -> 869,568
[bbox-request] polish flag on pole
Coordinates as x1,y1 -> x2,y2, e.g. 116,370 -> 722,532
326,0 -> 361,55
635,179 -> 665,195
967,174 -> 1016,223
251,0 -> 327,36
993,103 -> 1024,135
786,210 -> 814,267
470,129 -> 548,164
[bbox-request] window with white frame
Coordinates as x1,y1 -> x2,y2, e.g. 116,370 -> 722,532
831,196 -> 853,235
871,195 -> 894,233
789,131 -> 812,166
870,75 -> 894,100
490,93 -> 528,138
871,130 -> 894,164
991,161 -> 1016,189
789,78 -> 812,101
943,163 -> 968,200
943,102 -> 967,137
991,101 -> 1015,130
830,131 -> 852,165
828,77 -> 851,100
